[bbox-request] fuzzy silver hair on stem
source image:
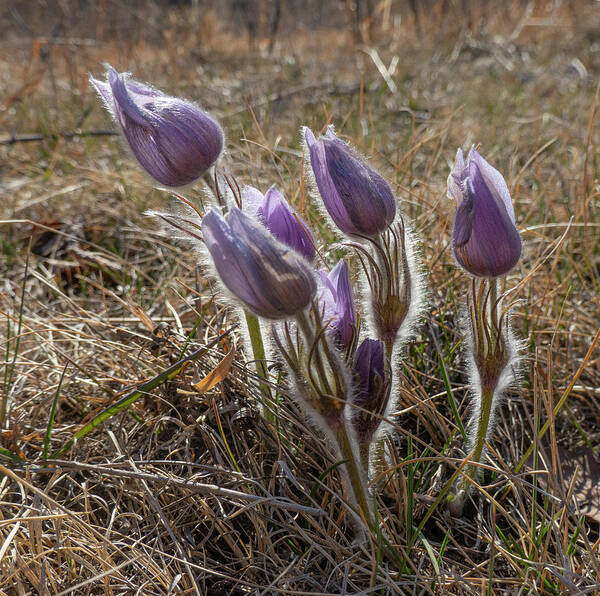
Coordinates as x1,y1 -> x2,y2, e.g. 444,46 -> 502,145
447,277 -> 520,516
347,219 -> 415,350
271,302 -> 374,531
345,216 -> 426,478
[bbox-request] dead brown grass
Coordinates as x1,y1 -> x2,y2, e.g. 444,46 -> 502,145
1,0 -> 599,593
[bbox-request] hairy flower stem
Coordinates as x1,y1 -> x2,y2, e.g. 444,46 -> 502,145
334,424 -> 374,530
468,383 -> 495,478
448,277 -> 508,516
244,311 -> 275,425
202,168 -> 227,209
358,442 -> 371,480
294,310 -> 373,530
448,385 -> 496,516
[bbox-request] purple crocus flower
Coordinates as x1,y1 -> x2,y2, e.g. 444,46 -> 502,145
352,338 -> 388,443
90,67 -> 223,187
317,260 -> 356,348
304,127 -> 396,237
448,147 -> 521,277
202,207 -> 316,319
242,185 -> 316,261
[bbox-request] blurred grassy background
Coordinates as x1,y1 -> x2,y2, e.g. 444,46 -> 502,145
1,1 -> 599,593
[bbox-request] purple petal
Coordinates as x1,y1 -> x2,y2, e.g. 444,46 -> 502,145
453,161 -> 521,277
453,191 -> 474,248
321,129 -> 395,227
108,68 -> 153,127
261,186 -> 289,220
330,260 -> 355,324
241,185 -> 264,218
153,101 -> 224,184
332,261 -> 355,345
454,147 -> 466,171
469,147 -> 515,223
318,269 -> 337,319
305,127 -> 355,235
304,126 -> 317,148
93,67 -> 224,187
202,210 -> 267,311
317,260 -> 355,347
322,139 -> 394,236
252,186 -> 316,261
324,127 -> 338,140
125,80 -> 165,99
447,147 -> 467,204
365,168 -> 396,224
227,208 -> 316,317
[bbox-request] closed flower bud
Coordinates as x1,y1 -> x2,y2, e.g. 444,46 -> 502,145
202,207 -> 316,319
317,260 -> 356,348
304,127 -> 396,237
352,338 -> 390,444
448,147 -> 521,277
242,185 -> 316,261
90,67 -> 224,187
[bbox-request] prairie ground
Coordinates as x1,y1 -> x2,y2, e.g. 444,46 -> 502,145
1,0 -> 599,593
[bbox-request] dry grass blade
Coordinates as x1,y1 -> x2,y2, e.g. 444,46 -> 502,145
193,347 -> 235,393
52,325 -> 237,457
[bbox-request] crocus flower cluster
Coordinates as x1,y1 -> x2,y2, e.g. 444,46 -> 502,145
91,66 -> 526,532
304,126 -> 425,464
207,125 -> 421,526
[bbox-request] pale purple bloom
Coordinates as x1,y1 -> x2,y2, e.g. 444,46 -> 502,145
90,67 -> 223,187
304,127 -> 396,237
242,185 -> 316,261
317,260 -> 356,347
448,147 -> 521,277
352,338 -> 388,442
201,207 -> 316,319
